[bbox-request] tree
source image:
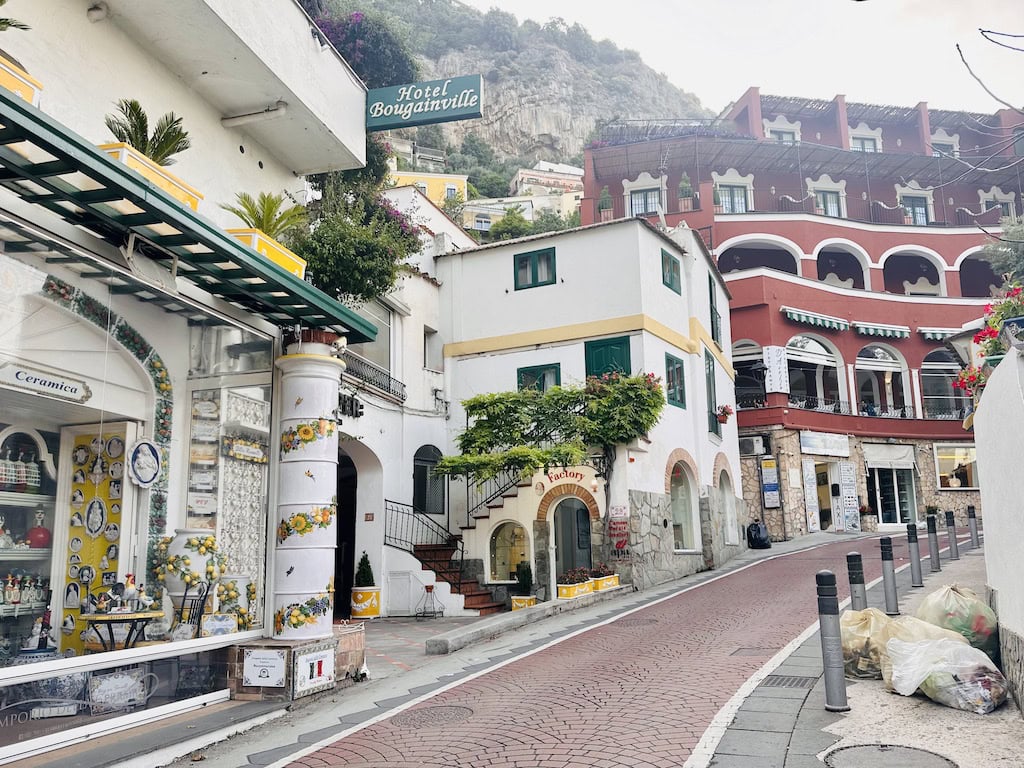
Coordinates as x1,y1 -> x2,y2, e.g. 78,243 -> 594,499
980,216 -> 1024,283
221,192 -> 308,240
435,372 -> 665,506
483,8 -> 519,51
313,9 -> 418,88
103,99 -> 191,166
441,189 -> 465,221
470,169 -> 510,198
488,205 -> 531,241
531,208 -> 570,234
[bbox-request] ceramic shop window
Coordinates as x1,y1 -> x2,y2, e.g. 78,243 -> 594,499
934,444 -> 979,490
489,522 -> 528,582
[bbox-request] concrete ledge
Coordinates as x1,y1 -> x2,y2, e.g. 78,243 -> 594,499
425,585 -> 630,655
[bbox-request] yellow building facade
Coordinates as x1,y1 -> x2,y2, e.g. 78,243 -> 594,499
390,171 -> 468,206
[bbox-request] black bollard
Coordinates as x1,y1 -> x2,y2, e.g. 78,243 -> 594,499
926,514 -> 941,573
906,524 -> 924,588
846,552 -> 867,611
880,537 -> 899,616
967,506 -> 980,548
816,570 -> 849,712
944,510 -> 960,561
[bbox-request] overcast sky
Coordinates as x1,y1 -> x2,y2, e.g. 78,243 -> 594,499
458,0 -> 1022,114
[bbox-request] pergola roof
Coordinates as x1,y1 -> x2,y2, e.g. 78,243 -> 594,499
759,93 -> 998,131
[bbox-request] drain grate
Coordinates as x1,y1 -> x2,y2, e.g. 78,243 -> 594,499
760,674 -> 817,689
825,744 -> 957,767
390,705 -> 473,729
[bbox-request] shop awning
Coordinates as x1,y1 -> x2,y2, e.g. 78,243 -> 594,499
852,322 -> 911,339
918,327 -> 960,341
862,442 -> 916,469
780,306 -> 849,331
0,90 -> 376,342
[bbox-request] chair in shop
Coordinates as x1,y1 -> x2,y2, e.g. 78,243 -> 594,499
171,580 -> 211,641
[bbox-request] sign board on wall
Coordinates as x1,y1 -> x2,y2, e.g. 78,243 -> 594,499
762,346 -> 790,394
800,430 -> 850,457
243,649 -> 286,688
839,461 -> 860,532
293,641 -> 337,699
366,75 -> 483,131
608,504 -> 629,557
0,360 -> 92,403
760,457 -> 781,509
802,459 -> 820,533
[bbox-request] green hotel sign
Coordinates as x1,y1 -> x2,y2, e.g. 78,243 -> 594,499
366,75 -> 482,132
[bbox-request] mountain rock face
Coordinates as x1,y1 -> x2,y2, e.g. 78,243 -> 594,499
418,47 -> 707,160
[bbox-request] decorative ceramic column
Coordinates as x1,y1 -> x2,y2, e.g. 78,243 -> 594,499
273,335 -> 344,640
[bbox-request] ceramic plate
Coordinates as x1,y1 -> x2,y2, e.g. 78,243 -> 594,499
69,536 -> 83,553
78,565 -> 95,584
106,436 -> 124,459
72,445 -> 90,465
104,523 -> 119,542
69,553 -> 81,564
110,503 -> 121,517
90,437 -> 104,455
109,461 -> 124,480
69,565 -> 80,579
127,439 -> 161,488
85,498 -> 106,538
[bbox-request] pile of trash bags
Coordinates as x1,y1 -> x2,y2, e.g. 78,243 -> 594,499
839,585 -> 1007,714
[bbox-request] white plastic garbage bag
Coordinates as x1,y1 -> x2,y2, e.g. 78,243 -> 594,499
877,615 -> 967,688
887,637 -> 1008,714
840,608 -> 891,679
915,585 -> 998,660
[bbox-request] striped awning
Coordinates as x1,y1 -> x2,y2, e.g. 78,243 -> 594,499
780,306 -> 849,331
852,322 -> 911,339
918,327 -> 960,341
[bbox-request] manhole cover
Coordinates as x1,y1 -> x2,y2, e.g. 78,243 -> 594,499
825,744 -> 957,767
390,705 -> 473,728
616,618 -> 659,627
761,674 -> 817,689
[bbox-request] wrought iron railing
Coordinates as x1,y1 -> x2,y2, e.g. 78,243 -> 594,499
465,468 -> 521,528
384,499 -> 463,592
342,352 -> 407,402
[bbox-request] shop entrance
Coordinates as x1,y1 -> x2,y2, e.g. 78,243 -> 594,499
553,497 -> 592,578
334,450 -> 357,619
814,462 -> 839,531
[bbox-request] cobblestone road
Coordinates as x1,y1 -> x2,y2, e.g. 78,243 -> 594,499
288,537 -> 903,768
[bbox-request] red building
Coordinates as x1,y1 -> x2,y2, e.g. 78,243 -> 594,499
582,87 -> 1020,539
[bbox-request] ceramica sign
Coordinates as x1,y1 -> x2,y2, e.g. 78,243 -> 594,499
366,75 -> 483,131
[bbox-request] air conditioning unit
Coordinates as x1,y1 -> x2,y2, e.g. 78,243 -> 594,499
739,436 -> 766,456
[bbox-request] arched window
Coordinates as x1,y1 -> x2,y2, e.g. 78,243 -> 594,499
719,472 -> 739,545
920,349 -> 969,419
489,522 -> 528,582
670,463 -> 697,550
786,335 -> 841,409
732,341 -> 765,408
413,445 -> 445,515
855,345 -> 908,417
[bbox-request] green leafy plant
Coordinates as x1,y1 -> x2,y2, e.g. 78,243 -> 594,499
221,192 -> 308,240
713,187 -> 721,206
973,284 -> 1024,359
515,561 -> 533,596
590,562 -> 614,578
678,174 -> 693,198
354,551 -> 375,588
104,98 -> 191,166
558,567 -> 591,585
598,186 -> 613,211
0,0 -> 28,31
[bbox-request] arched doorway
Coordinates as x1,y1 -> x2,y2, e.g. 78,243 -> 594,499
334,451 -> 357,619
489,521 -> 529,582
553,496 -> 592,578
855,344 -> 909,417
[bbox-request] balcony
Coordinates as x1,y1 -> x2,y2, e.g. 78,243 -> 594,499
342,352 -> 407,402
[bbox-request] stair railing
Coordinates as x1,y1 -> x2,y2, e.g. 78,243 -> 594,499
384,499 -> 463,592
465,467 -> 522,527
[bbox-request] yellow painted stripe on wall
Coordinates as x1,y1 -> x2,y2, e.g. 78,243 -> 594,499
689,317 -> 735,378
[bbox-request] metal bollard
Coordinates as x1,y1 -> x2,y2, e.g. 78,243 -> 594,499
816,570 -> 849,712
944,510 -> 960,561
880,537 -> 900,616
846,552 -> 867,611
906,524 -> 924,588
926,514 -> 941,572
968,506 -> 980,548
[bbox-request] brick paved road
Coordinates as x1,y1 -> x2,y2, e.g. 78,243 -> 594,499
288,537 -> 904,768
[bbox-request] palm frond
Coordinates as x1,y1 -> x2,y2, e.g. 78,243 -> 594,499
221,192 -> 308,239
148,111 -> 191,166
0,1 -> 29,31
104,99 -> 149,154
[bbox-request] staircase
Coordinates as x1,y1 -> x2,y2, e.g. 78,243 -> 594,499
412,542 -> 505,616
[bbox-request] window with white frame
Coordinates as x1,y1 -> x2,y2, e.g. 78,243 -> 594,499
901,195 -> 929,225
711,168 -> 754,214
415,182 -> 428,195
630,188 -> 662,216
346,299 -> 392,372
423,326 -> 443,371
474,215 -> 491,231
670,462 -> 697,550
445,184 -> 458,200
935,443 -> 979,490
979,186 -> 1016,220
815,191 -> 842,217
851,136 -> 877,153
807,174 -> 847,218
930,128 -> 960,158
931,142 -> 954,157
849,122 -> 883,153
769,130 -> 797,145
718,185 -> 748,213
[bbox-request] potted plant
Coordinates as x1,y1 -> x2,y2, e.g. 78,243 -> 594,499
100,98 -> 203,210
590,562 -> 619,591
975,284 -> 1024,365
222,191 -> 310,278
858,505 -> 878,532
556,566 -> 594,599
350,551 -> 381,619
598,186 -> 613,221
678,174 -> 694,212
511,561 -> 536,610
713,187 -> 723,214
716,404 -> 734,424
902,207 -> 915,225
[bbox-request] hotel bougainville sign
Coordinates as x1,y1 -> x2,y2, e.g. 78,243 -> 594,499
366,75 -> 482,132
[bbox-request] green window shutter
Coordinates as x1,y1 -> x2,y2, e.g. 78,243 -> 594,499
705,350 -> 720,435
666,353 -> 686,408
513,247 -> 557,290
585,336 -> 631,377
662,249 -> 681,294
517,364 -> 561,392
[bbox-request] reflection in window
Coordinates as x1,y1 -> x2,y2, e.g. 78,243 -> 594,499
346,300 -> 392,372
670,462 -> 696,549
921,350 -> 969,419
489,521 -> 528,581
935,443 -> 979,489
413,445 -> 445,515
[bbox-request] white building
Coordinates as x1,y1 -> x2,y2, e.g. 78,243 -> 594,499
436,219 -> 745,600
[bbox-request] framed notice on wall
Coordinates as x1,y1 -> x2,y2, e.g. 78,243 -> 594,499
802,459 -> 820,533
760,457 -> 781,509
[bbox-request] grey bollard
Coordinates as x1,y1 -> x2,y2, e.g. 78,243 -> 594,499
968,506 -> 980,548
846,552 -> 867,611
816,570 -> 849,712
880,537 -> 900,616
944,510 -> 960,561
926,514 -> 941,572
906,524 -> 924,588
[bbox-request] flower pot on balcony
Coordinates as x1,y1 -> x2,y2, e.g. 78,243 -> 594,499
814,206 -> 825,215
99,142 -> 204,211
717,414 -> 730,424
511,595 -> 537,610
903,214 -> 914,225
0,52 -> 42,107
678,197 -> 693,212
228,228 -> 307,279
714,205 -> 724,214
999,316 -> 1024,352
556,581 -> 593,599
599,208 -> 613,222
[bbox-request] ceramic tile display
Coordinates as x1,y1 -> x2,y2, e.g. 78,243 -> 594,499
273,341 -> 344,640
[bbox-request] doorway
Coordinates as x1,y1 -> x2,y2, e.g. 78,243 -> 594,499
553,497 -> 592,578
334,451 -> 357,620
815,462 -> 834,531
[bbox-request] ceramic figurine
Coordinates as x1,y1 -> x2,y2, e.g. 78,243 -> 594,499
96,593 -> 110,613
123,573 -> 138,604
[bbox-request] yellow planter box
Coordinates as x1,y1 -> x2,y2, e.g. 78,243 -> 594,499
594,574 -> 620,591
0,53 -> 42,107
556,581 -> 593,599
228,228 -> 307,279
511,596 -> 537,610
350,587 -> 381,619
98,142 -> 204,211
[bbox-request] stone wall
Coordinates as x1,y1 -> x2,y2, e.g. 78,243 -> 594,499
532,519 -> 551,602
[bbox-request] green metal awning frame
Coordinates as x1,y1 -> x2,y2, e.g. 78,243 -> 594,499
852,321 -> 911,339
0,90 -> 376,342
918,327 -> 959,341
780,305 -> 849,331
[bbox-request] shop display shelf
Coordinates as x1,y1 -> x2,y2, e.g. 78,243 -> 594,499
0,549 -> 51,561
0,492 -> 53,507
